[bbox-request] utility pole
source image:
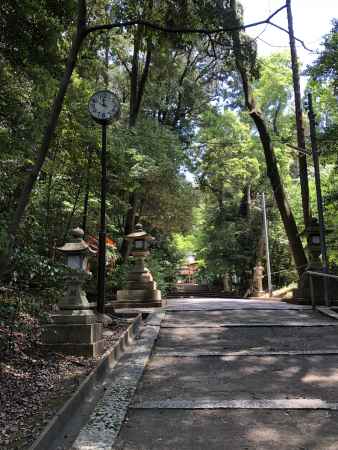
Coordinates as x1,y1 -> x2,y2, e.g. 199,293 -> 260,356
286,0 -> 311,229
262,193 -> 273,297
307,92 -> 329,306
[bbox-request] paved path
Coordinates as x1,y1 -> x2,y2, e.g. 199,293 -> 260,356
73,298 -> 338,449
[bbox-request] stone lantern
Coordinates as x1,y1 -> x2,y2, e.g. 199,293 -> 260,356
304,217 -> 322,270
115,223 -> 162,308
57,227 -> 96,313
253,262 -> 265,296
294,217 -> 331,304
42,228 -> 104,356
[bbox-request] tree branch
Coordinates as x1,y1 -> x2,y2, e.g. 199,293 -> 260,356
85,5 -> 287,36
113,47 -> 132,75
269,21 -> 314,52
85,4 -> 312,53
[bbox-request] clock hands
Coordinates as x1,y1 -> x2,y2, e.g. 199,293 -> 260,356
89,90 -> 120,124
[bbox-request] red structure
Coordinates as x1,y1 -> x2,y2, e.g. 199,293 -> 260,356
178,261 -> 199,284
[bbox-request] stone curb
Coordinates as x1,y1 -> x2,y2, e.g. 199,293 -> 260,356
317,307 -> 338,321
165,306 -> 313,311
71,311 -> 165,450
160,322 -> 338,328
153,350 -> 338,357
131,399 -> 338,410
29,313 -> 143,450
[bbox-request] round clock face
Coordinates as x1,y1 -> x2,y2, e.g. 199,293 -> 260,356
88,90 -> 120,124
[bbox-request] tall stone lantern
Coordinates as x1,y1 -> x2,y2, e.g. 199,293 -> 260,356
42,228 -> 104,356
304,217 -> 322,270
294,217 -> 331,304
115,223 -> 162,308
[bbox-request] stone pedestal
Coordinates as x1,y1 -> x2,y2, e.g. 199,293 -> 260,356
294,218 -> 330,305
42,322 -> 103,357
294,239 -> 324,305
293,262 -> 334,306
115,253 -> 162,308
42,272 -> 104,356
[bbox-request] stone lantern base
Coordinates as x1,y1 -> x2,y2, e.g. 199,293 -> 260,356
41,311 -> 104,357
293,255 -> 324,305
115,255 -> 162,308
293,269 -> 336,306
41,273 -> 105,357
115,289 -> 162,308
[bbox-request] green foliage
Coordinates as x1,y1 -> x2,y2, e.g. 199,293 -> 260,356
146,236 -> 182,294
192,108 -> 261,210
9,248 -> 68,295
307,19 -> 338,91
195,203 -> 262,290
306,20 -> 338,270
0,0 -> 337,309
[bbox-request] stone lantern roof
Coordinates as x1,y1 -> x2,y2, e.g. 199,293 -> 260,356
299,217 -> 320,237
125,223 -> 154,241
57,227 -> 96,255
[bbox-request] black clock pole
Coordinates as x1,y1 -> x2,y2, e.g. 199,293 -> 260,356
97,122 -> 107,314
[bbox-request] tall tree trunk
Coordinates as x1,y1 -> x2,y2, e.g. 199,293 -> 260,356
82,145 -> 93,235
45,173 -> 53,257
230,0 -> 307,276
121,21 -> 153,262
286,0 -> 311,229
63,183 -> 82,241
129,26 -> 142,128
120,192 -> 138,262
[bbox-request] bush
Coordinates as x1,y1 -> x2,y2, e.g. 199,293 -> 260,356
11,248 -> 67,287
3,247 -> 69,310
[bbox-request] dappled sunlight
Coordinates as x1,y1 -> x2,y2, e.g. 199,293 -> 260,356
163,308 -> 335,327
121,298 -> 338,449
155,322 -> 338,355
274,365 -> 302,378
247,426 -> 281,443
133,352 -> 338,405
302,370 -> 338,386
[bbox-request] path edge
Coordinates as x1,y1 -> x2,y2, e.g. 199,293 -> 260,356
29,313 -> 143,450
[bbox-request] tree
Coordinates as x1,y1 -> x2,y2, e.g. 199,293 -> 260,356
286,0 -> 310,228
230,0 -> 307,276
254,53 -> 293,136
2,0 -> 279,254
307,19 -> 338,94
306,20 -> 338,268
193,108 -> 260,211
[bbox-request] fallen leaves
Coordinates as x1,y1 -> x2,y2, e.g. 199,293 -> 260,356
0,313 -> 129,450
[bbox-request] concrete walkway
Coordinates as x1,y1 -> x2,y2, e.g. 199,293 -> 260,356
75,298 -> 338,449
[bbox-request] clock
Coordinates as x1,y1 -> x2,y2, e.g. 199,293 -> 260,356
88,90 -> 120,124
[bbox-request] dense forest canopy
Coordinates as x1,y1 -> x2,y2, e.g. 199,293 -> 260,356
0,0 -> 337,298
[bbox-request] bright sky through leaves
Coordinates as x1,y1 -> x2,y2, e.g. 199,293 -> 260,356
241,0 -> 337,68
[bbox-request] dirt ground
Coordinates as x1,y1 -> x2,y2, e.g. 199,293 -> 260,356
0,312 -> 129,450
